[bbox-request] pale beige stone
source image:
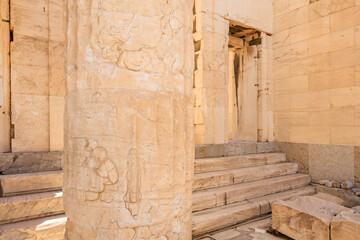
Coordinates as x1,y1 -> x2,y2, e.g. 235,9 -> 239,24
331,209 -> 360,240
0,191 -> 64,224
11,94 -> 49,152
0,151 -> 62,174
193,186 -> 316,237
0,1 -> 11,153
194,153 -> 286,173
341,180 -> 354,189
313,192 -> 345,205
63,0 -> 194,238
192,201 -> 260,236
193,162 -> 298,191
0,214 -> 66,240
272,196 -> 348,240
193,174 -> 310,212
2,0 -> 66,153
0,171 -> 62,196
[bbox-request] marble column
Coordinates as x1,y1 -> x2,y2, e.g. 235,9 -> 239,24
63,0 -> 194,239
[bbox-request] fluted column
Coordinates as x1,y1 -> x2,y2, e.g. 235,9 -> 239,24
63,0 -> 194,239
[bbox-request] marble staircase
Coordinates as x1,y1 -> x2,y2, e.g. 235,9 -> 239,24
192,147 -> 315,237
0,170 -> 66,238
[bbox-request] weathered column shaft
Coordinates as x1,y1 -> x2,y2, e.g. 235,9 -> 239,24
63,0 -> 194,239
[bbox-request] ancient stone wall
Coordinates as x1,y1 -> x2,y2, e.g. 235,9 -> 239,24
273,0 -> 360,146
0,0 -> 65,153
63,0 -> 194,238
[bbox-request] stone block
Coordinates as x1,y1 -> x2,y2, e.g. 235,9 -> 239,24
195,144 -> 225,159
10,4 -> 48,39
309,144 -> 354,183
0,191 -> 64,224
331,209 -> 360,240
194,153 -> 286,173
0,171 -> 62,197
330,6 -> 357,33
313,192 -> 345,205
272,196 -> 348,240
11,64 -> 49,96
11,35 -> 48,68
309,0 -> 355,20
11,94 -> 49,152
0,151 -> 62,174
290,16 -> 330,44
225,142 -> 257,156
316,184 -> 360,208
49,96 -> 64,151
193,174 -> 310,211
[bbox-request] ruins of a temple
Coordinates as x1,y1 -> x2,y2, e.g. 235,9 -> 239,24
0,0 -> 359,239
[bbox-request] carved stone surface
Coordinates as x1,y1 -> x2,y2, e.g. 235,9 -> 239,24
63,0 -> 194,238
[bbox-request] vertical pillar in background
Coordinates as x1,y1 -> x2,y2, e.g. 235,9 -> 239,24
0,0 -> 10,153
193,0 -> 229,145
64,0 -> 194,239
257,33 -> 274,142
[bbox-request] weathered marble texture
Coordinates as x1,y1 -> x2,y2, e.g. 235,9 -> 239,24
63,0 -> 194,239
0,151 -> 62,174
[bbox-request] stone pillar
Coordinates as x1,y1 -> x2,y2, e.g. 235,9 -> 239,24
193,0 -> 229,145
63,0 -> 194,239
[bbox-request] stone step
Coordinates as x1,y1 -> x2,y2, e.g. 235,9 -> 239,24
0,214 -> 66,239
0,191 -> 64,224
193,162 -> 298,191
201,217 -> 284,240
192,186 -> 316,236
194,153 -> 286,173
192,174 -> 311,212
0,171 -> 63,197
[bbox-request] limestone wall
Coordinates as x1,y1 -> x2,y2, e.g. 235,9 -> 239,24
0,0 -> 65,153
273,0 -> 360,146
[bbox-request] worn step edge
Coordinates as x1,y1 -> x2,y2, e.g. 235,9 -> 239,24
193,162 -> 298,191
0,214 -> 66,239
0,171 -> 63,197
0,191 -> 64,224
195,153 -> 286,173
192,174 -> 311,212
192,186 -> 316,236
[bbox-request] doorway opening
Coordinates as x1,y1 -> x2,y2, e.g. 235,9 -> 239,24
228,22 -> 272,142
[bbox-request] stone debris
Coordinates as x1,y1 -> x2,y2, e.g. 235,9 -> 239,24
318,179 -> 329,185
352,188 -> 360,196
332,181 -> 341,188
341,180 -> 354,189
324,180 -> 333,188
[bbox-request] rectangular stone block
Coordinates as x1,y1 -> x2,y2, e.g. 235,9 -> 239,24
272,196 -> 348,240
0,171 -> 62,197
11,94 -> 49,152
